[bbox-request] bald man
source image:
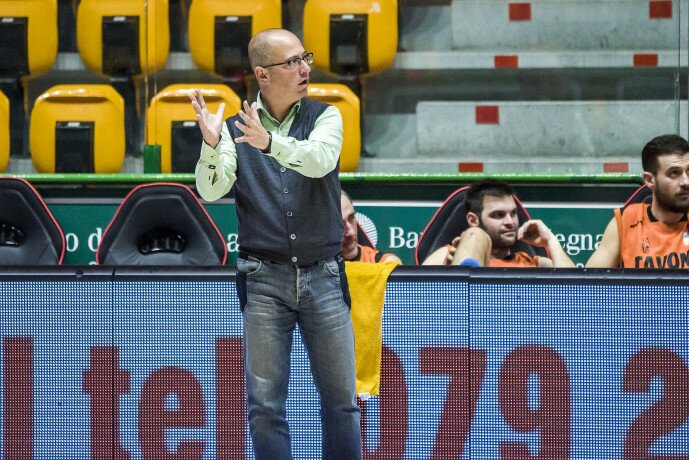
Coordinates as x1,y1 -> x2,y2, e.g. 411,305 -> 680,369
191,29 -> 361,459
341,190 -> 402,264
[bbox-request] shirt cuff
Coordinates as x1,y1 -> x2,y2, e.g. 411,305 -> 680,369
266,132 -> 288,158
199,137 -> 220,162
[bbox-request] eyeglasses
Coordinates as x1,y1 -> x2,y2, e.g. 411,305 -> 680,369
262,52 -> 314,70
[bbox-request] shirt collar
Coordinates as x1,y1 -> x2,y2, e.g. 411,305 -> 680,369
256,92 -> 302,124
646,203 -> 688,223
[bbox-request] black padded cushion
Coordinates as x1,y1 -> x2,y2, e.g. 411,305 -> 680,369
0,177 -> 65,265
96,183 -> 227,265
356,223 -> 375,248
415,186 -> 548,264
624,185 -> 652,207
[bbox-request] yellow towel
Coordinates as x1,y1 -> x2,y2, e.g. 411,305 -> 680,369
345,260 -> 398,400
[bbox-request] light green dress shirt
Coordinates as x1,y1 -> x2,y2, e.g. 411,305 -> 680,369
195,93 -> 343,202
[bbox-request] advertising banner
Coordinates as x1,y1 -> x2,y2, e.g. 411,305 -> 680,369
47,201 -> 616,266
1,269 -> 687,459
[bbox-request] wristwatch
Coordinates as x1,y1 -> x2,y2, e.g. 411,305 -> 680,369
260,131 -> 272,153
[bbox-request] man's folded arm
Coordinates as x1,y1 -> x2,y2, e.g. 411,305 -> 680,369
267,106 -> 343,178
585,218 -> 620,268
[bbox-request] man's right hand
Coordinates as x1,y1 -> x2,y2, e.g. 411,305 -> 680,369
446,236 -> 462,264
189,89 -> 225,148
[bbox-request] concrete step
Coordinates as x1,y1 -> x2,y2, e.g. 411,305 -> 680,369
452,0 -> 685,51
416,100 -> 687,159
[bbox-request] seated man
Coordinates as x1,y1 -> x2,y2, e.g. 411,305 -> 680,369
341,190 -> 402,264
587,134 -> 689,268
423,179 -> 574,267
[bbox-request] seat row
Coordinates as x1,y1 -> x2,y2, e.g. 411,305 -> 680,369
0,83 -> 361,174
5,86 -> 678,175
0,177 -> 227,266
8,0 -> 679,79
1,0 -> 398,80
0,175 -> 653,267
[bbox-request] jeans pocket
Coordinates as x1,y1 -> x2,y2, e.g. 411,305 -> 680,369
237,256 -> 264,276
330,254 -> 351,309
236,257 -> 263,312
236,270 -> 247,312
324,257 -> 340,276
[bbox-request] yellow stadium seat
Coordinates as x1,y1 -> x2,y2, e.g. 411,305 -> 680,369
0,0 -> 58,78
308,84 -> 360,172
30,85 -> 125,173
188,0 -> 281,79
1,0 -> 58,157
0,91 -> 8,171
76,0 -> 169,77
303,0 -> 397,77
146,84 -> 241,173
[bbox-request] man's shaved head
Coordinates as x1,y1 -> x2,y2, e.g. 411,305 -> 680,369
248,29 -> 300,69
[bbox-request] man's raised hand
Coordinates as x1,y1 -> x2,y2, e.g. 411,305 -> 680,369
234,101 -> 271,151
189,89 -> 225,148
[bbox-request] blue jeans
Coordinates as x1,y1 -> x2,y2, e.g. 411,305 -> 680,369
236,253 -> 361,460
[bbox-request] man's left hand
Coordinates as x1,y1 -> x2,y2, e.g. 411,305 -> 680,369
517,219 -> 555,248
234,100 -> 271,151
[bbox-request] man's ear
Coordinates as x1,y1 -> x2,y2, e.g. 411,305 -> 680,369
643,171 -> 655,190
466,211 -> 480,228
254,66 -> 268,83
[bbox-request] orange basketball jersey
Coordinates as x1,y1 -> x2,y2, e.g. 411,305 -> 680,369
614,203 -> 689,268
489,252 -> 540,268
355,244 -> 397,264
